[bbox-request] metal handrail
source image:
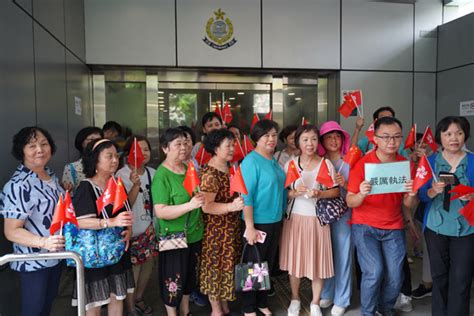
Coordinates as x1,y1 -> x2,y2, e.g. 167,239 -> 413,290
0,251 -> 85,316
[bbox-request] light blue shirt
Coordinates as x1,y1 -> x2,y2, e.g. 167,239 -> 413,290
241,151 -> 287,224
0,164 -> 64,272
357,136 -> 408,158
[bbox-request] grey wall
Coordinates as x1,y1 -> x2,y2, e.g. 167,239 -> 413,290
0,1 -> 91,314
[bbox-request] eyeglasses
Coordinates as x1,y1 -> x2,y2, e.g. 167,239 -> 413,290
374,135 -> 403,143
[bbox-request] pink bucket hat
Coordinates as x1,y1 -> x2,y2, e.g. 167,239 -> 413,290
317,121 -> 351,157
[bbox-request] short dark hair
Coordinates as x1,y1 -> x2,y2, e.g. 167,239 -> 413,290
123,135 -> 152,156
102,121 -> 122,135
374,116 -> 403,132
204,129 -> 235,156
178,126 -> 196,145
82,139 -> 119,178
294,124 -> 320,150
159,128 -> 187,151
435,116 -> 470,144
373,106 -> 395,121
201,112 -> 222,128
250,119 -> 279,143
74,126 -> 103,153
11,126 -> 56,161
278,125 -> 298,143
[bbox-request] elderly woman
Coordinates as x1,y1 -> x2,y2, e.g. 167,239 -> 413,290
116,135 -> 157,316
1,126 -> 65,316
418,116 -> 474,316
62,126 -> 102,194
280,124 -> 337,316
274,125 -> 299,168
240,119 -> 287,316
72,139 -> 134,315
151,128 -> 206,316
199,129 -> 245,316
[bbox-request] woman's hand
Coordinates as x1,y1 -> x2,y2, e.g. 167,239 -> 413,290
404,179 -> 417,197
359,181 -> 372,197
129,169 -> 141,187
121,228 -> 132,251
355,116 -> 364,130
189,193 -> 206,210
110,212 -> 133,227
335,173 -> 345,187
42,235 -> 65,252
229,196 -> 245,212
244,226 -> 259,246
294,185 -> 308,197
431,181 -> 447,195
459,193 -> 474,201
62,182 -> 73,192
308,189 -> 321,199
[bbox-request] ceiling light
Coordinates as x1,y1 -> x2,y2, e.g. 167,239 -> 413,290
158,97 -> 164,100
237,92 -> 245,95
229,97 -> 236,100
288,92 -> 295,96
295,97 -> 302,101
158,91 -> 164,94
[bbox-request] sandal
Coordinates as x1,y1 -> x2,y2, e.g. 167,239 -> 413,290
257,307 -> 272,316
135,300 -> 153,315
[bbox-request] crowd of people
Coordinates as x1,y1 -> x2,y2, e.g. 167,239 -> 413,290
1,107 -> 473,316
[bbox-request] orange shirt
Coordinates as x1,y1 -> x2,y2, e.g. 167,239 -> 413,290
347,150 -> 410,230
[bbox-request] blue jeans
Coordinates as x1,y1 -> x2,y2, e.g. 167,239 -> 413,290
352,224 -> 405,316
320,209 -> 353,308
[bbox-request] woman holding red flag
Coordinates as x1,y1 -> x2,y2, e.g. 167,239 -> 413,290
116,135 -> 157,316
198,129 -> 245,316
417,116 -> 474,316
280,124 -> 338,316
73,138 -> 134,315
1,127 -> 65,316
151,128 -> 205,316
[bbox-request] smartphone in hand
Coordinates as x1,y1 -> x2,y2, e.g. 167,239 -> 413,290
243,230 -> 267,243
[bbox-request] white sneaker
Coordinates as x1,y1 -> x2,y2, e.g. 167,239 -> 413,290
287,300 -> 301,316
394,293 -> 413,312
331,304 -> 346,316
319,299 -> 333,308
310,304 -> 323,316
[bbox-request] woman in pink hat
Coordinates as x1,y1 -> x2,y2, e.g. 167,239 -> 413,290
317,121 -> 353,316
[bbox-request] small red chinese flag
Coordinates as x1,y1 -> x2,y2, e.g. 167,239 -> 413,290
338,94 -> 357,118
459,199 -> 474,226
127,137 -> 145,169
413,155 -> 433,192
317,159 -> 335,188
96,177 -> 117,216
449,184 -> 474,201
232,139 -> 246,163
264,110 -> 273,120
421,126 -> 438,152
404,124 -> 417,150
215,105 -> 223,121
250,113 -> 260,130
366,122 -> 376,145
112,177 -> 129,214
230,165 -> 248,195
284,160 -> 301,188
50,194 -> 66,235
301,117 -> 310,126
63,191 -> 79,228
183,161 -> 200,196
195,144 -> 212,167
222,101 -> 233,124
243,135 -> 255,155
343,144 -> 363,169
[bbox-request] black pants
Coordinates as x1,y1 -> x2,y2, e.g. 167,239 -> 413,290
425,228 -> 474,316
400,255 -> 412,296
240,221 -> 282,313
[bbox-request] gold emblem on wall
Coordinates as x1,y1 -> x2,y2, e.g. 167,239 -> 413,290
203,8 -> 237,50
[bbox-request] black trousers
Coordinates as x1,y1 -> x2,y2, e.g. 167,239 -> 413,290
240,221 -> 282,313
424,228 -> 474,316
400,255 -> 412,296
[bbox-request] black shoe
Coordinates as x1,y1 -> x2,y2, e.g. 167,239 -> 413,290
411,283 -> 432,299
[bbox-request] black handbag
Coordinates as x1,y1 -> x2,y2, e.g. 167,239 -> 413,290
234,243 -> 271,292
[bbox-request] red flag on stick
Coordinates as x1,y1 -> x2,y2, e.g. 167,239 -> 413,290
301,117 -> 310,126
459,199 -> 474,226
50,194 -> 66,235
243,135 -> 255,155
366,122 -> 376,145
404,124 -> 417,150
112,177 -> 129,214
215,104 -> 223,121
183,161 -> 200,196
195,144 -> 212,167
222,101 -> 233,124
250,113 -> 260,131
421,126 -> 438,152
231,139 -> 246,163
343,144 -> 363,169
284,160 -> 301,188
264,110 -> 273,120
96,177 -> 117,216
448,184 -> 474,201
230,165 -> 248,195
127,137 -> 145,169
317,159 -> 334,188
338,94 -> 358,118
63,191 -> 79,228
413,155 -> 433,192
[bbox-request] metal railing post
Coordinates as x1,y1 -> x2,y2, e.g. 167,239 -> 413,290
0,251 -> 86,316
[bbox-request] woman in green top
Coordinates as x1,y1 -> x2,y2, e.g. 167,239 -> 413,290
151,128 -> 205,316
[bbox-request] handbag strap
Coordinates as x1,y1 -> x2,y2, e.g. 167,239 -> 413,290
239,242 -> 262,264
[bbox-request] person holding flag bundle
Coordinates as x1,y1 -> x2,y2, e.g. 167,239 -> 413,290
72,138 -> 134,315
198,129 -> 245,316
151,128 -> 205,316
1,127 -> 65,316
317,121 -> 354,316
417,116 -> 474,316
116,135 -> 157,316
280,124 -> 338,316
